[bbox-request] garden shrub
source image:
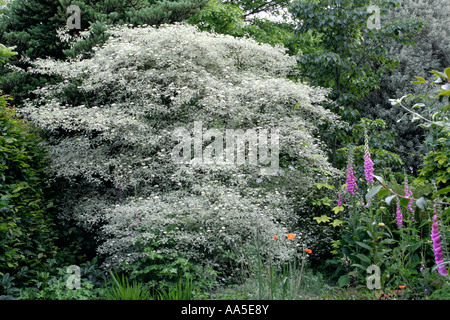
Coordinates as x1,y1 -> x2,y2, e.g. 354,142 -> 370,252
327,69 -> 449,296
429,284 -> 450,300
362,0 -> 450,171
18,258 -> 107,300
0,44 -> 57,289
19,23 -> 341,277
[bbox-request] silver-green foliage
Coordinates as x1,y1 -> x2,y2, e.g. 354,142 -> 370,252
20,23 -> 340,270
365,0 -> 449,168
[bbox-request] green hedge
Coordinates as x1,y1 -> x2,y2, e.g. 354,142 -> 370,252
0,96 -> 57,288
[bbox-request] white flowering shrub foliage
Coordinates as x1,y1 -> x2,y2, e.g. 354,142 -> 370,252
20,23 -> 340,271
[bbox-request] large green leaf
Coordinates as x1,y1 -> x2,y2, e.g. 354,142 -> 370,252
377,188 -> 390,198
444,67 -> 450,79
432,261 -> 450,273
373,175 -> 384,183
355,253 -> 372,264
313,215 -> 331,223
385,194 -> 397,206
415,197 -> 427,210
337,275 -> 350,288
433,187 -> 450,198
355,241 -> 373,252
366,185 -> 382,202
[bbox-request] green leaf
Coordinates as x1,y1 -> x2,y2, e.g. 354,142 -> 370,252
411,241 -> 423,252
355,253 -> 372,264
400,197 -> 411,207
373,175 -> 384,183
337,275 -> 350,287
415,197 -> 427,210
330,219 -> 345,227
314,182 -> 334,190
438,90 -> 450,96
377,188 -> 390,198
432,261 -> 450,273
11,185 -> 24,194
445,68 -> 450,79
351,264 -> 367,271
332,205 -> 344,214
313,215 -> 331,223
385,194 -> 397,206
322,197 -> 332,206
380,238 -> 395,245
413,76 -> 426,83
433,187 -> 450,198
355,241 -> 373,252
366,185 -> 382,202
431,70 -> 447,78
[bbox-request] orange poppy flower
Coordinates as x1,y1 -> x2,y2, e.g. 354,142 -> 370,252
287,233 -> 296,240
304,248 -> 312,254
399,285 -> 406,289
273,235 -> 278,240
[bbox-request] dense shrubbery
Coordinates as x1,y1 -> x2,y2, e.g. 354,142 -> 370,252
0,0 -> 448,301
326,68 -> 450,298
0,45 -> 58,294
19,24 -> 340,279
362,0 -> 449,170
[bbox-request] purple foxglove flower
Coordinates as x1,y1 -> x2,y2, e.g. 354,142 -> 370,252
345,159 -> 357,195
337,192 -> 343,206
364,148 -> 374,184
404,182 -> 414,212
431,215 -> 449,277
363,129 -> 374,184
396,201 -> 403,227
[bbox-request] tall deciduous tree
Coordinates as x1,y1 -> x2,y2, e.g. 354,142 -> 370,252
188,0 -> 305,55
225,0 -> 291,17
290,0 -> 423,116
289,0 -> 423,168
361,0 -> 450,171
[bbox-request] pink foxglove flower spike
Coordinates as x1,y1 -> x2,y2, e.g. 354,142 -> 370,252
404,176 -> 414,213
396,201 -> 402,227
363,129 -> 374,184
345,147 -> 358,195
431,214 -> 448,277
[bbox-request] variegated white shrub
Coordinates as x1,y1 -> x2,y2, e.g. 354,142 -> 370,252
20,23 -> 340,271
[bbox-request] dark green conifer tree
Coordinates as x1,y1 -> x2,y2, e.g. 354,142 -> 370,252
0,0 -> 207,103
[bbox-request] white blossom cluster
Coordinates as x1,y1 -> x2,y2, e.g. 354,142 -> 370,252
20,23 -> 340,270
